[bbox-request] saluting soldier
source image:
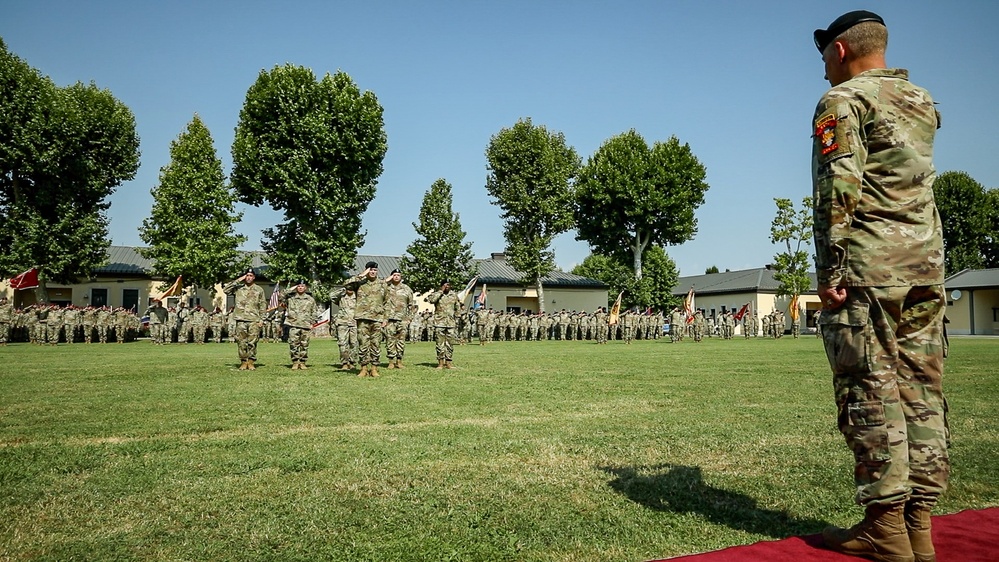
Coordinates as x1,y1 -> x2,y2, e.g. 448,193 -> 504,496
281,280 -> 318,370
426,280 -> 461,369
343,261 -> 389,377
222,268 -> 268,370
383,269 -> 416,369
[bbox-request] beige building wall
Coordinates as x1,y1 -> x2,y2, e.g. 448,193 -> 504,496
946,288 -> 999,335
412,286 -> 608,315
0,278 -> 230,312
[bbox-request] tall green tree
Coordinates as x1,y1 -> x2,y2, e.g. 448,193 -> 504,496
770,197 -> 813,300
231,64 -> 387,285
0,38 -> 140,298
574,130 -> 708,281
400,178 -> 475,294
485,118 -> 580,313
932,171 -> 998,273
571,246 -> 678,311
139,115 -> 249,293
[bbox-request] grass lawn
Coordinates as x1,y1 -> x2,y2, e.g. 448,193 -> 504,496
1,335 -> 997,561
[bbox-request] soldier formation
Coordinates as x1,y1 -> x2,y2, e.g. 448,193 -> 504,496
0,298 -> 142,345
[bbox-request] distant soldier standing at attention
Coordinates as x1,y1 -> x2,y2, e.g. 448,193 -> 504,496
384,268 -> 416,369
223,268 -> 268,370
811,11 -> 949,562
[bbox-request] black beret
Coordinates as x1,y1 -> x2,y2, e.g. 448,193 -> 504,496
441,279 -> 451,286
365,261 -> 378,269
391,268 -> 400,274
245,268 -> 256,275
296,279 -> 307,286
814,10 -> 884,53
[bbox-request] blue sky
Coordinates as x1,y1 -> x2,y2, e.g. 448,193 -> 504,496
4,1 -> 997,277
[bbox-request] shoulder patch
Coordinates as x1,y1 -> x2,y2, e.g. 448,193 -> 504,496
814,111 -> 851,162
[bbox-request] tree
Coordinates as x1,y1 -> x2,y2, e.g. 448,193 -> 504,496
705,265 -> 719,274
485,118 -> 580,313
139,115 -> 249,293
571,246 -> 678,311
575,130 -> 708,280
769,197 -> 813,300
0,39 -> 140,299
932,171 -> 998,274
231,64 -> 387,286
400,178 -> 475,294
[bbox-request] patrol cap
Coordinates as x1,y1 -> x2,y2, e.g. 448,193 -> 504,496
814,10 -> 885,53
365,261 -> 378,269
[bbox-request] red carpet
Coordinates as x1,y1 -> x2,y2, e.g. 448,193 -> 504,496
652,507 -> 999,561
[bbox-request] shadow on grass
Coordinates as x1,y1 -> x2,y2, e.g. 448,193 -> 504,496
598,463 -> 830,539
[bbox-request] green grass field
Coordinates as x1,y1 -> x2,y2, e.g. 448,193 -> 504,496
1,336 -> 996,561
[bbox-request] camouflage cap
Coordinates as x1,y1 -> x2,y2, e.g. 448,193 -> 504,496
814,10 -> 884,53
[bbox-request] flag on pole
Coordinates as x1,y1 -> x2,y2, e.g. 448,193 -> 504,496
9,268 -> 39,290
789,294 -> 800,321
312,307 -> 331,328
734,302 -> 751,321
684,287 -> 696,323
457,275 -> 479,303
608,291 -> 624,325
267,282 -> 281,311
476,284 -> 488,307
156,276 -> 183,300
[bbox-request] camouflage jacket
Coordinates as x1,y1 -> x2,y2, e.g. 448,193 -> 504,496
425,290 -> 461,328
282,290 -> 318,329
343,274 -> 388,322
222,280 -> 268,322
145,304 -> 168,324
385,282 -> 416,321
811,68 -> 944,287
331,288 -> 356,326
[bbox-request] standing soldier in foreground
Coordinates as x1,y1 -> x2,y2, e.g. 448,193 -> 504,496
145,299 -> 168,345
384,268 -> 416,369
222,268 -> 268,370
343,261 -> 389,378
282,280 -> 318,370
426,280 -> 461,369
811,11 -> 949,562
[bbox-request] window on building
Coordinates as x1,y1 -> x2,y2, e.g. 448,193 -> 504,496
91,288 -> 108,307
122,289 -> 139,312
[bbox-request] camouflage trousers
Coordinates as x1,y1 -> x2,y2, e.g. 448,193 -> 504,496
356,319 -> 383,366
149,323 -> 167,344
477,322 -> 489,344
287,326 -> 310,363
0,322 -> 9,344
434,325 -> 456,362
233,321 -> 261,361
383,319 -> 407,361
336,323 -> 358,366
819,285 -> 949,507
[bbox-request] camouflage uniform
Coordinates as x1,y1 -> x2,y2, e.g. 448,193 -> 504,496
145,302 -> 169,344
332,288 -> 358,368
384,279 -> 416,366
223,274 -> 268,367
812,67 -> 948,509
282,287 -> 318,368
343,271 -> 389,370
426,287 -> 461,367
0,298 -> 11,345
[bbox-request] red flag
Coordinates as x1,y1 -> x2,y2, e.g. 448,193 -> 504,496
734,302 -> 751,321
9,268 -> 39,290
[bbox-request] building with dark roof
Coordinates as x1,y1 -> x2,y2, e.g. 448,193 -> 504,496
671,267 -> 820,334
943,268 -> 999,335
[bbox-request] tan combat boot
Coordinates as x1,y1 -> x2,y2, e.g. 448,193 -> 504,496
369,365 -> 380,377
905,504 -> 936,562
435,359 -> 445,370
341,363 -> 351,371
246,359 -> 256,371
444,361 -> 454,369
299,363 -> 308,370
823,503 -> 914,562
239,361 -> 248,371
396,360 -> 405,370
291,362 -> 299,370
358,365 -> 369,377
387,360 -> 397,369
